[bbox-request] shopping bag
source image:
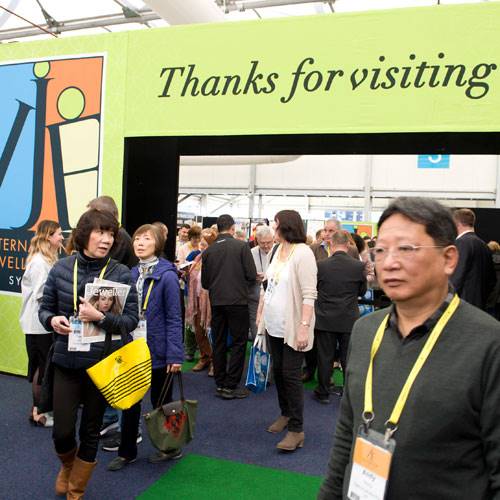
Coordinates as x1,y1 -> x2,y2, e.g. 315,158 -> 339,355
245,334 -> 271,394
86,338 -> 151,410
144,372 -> 198,451
207,327 -> 233,349
359,289 -> 375,317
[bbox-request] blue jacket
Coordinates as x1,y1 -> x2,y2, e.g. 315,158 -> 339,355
132,258 -> 183,368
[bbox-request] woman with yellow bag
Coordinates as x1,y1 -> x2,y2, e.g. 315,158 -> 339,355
106,224 -> 184,471
38,209 -> 138,499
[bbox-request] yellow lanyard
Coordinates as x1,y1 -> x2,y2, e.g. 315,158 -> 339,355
142,280 -> 155,313
73,257 -> 111,314
271,244 -> 296,285
363,294 -> 460,437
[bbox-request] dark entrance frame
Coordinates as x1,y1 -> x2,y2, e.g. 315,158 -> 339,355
122,132 -> 500,260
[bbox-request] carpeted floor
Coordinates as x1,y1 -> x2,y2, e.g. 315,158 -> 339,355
0,359 -> 340,499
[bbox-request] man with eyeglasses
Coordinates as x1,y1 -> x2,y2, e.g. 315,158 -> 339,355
319,197 -> 500,500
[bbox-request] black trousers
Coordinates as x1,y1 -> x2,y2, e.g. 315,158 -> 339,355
53,365 -> 106,462
211,305 -> 249,389
267,334 -> 304,433
119,367 -> 174,459
304,338 -> 318,377
315,330 -> 350,398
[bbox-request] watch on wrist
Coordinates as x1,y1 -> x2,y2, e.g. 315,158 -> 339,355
97,313 -> 106,326
300,320 -> 310,327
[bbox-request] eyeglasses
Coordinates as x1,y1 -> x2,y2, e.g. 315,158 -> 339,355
370,244 -> 445,261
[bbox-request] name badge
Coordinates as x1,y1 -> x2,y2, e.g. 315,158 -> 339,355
68,316 -> 90,352
264,278 -> 276,305
347,427 -> 395,500
132,319 -> 147,341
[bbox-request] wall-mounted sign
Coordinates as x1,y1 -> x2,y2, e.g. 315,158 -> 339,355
418,155 -> 450,169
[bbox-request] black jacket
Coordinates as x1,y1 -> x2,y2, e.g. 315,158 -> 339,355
111,227 -> 138,269
450,232 -> 496,309
39,252 -> 139,370
315,251 -> 367,333
201,233 -> 257,306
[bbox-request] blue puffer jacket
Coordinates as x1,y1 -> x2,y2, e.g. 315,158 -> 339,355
39,252 -> 139,370
132,258 -> 183,368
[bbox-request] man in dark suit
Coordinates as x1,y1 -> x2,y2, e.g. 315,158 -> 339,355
450,208 -> 496,310
201,214 -> 257,399
313,230 -> 366,404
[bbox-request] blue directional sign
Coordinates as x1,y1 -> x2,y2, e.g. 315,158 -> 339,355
418,155 -> 450,169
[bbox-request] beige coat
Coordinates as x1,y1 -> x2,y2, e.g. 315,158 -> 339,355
258,243 -> 318,351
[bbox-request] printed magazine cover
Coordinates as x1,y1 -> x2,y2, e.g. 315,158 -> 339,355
81,281 -> 130,343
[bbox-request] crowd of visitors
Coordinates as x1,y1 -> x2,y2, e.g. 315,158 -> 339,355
18,195 -> 500,499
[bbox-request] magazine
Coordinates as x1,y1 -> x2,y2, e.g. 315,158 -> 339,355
81,280 -> 131,343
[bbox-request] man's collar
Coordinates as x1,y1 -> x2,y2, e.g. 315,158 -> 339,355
388,285 -> 455,342
456,229 -> 474,240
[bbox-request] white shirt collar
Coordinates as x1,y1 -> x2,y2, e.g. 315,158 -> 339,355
456,229 -> 474,240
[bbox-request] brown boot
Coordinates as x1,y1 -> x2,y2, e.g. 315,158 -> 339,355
192,360 -> 209,372
55,448 -> 77,496
276,431 -> 305,451
66,457 -> 96,499
266,416 -> 290,434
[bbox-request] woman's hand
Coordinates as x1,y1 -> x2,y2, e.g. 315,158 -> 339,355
296,324 -> 309,351
167,364 -> 182,373
78,296 -> 105,322
51,316 -> 71,335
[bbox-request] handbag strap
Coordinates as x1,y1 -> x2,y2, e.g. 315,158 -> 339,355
156,372 -> 186,408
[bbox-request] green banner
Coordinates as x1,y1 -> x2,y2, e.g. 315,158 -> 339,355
124,3 -> 500,136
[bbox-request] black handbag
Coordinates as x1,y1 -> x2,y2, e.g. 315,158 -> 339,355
38,342 -> 55,413
144,372 -> 197,451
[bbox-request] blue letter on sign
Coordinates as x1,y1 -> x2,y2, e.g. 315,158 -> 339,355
417,155 -> 450,169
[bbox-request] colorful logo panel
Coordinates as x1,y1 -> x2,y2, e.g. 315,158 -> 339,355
0,55 -> 104,293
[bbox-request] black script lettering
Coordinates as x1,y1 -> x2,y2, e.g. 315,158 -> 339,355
201,76 -> 221,96
466,63 -> 497,99
324,69 -> 344,91
304,70 -> 323,92
262,73 -> 279,94
280,57 -> 315,104
181,64 -> 201,96
350,68 -> 369,90
414,61 -> 431,88
158,66 -> 185,97
381,67 -> 399,90
222,75 -> 242,95
243,61 -> 266,95
442,64 -> 466,87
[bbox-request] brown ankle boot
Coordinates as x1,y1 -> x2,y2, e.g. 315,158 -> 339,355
266,416 -> 290,434
276,431 -> 305,451
55,448 -> 77,495
66,457 -> 96,499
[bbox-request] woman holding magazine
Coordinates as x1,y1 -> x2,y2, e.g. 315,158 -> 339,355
38,209 -> 138,499
106,223 -> 184,471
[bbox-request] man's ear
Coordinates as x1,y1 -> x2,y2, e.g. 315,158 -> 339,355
443,245 -> 459,277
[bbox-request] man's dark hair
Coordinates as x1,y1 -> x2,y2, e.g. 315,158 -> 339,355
378,197 -> 457,246
73,209 -> 120,252
179,223 -> 191,231
217,214 -> 235,232
275,210 -> 306,244
87,195 -> 119,220
351,233 -> 365,254
453,208 -> 476,228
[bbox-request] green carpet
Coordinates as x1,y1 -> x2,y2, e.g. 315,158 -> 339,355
137,454 -> 322,500
303,367 -> 344,391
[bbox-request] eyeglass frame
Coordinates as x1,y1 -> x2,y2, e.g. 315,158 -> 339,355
370,244 -> 447,261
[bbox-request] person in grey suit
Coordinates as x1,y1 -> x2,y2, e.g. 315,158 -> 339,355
314,230 -> 366,403
450,208 -> 496,310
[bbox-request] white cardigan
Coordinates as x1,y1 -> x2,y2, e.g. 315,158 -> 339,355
258,243 -> 318,351
19,253 -> 52,334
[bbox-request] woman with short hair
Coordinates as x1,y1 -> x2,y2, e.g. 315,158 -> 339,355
107,224 -> 184,470
256,210 -> 317,452
38,209 -> 138,499
20,220 -> 64,427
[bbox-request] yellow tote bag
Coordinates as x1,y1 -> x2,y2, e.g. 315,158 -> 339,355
87,338 -> 152,410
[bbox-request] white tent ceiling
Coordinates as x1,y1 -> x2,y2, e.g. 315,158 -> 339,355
0,0 -> 492,42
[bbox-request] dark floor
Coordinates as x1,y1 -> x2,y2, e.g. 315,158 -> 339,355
0,367 -> 339,499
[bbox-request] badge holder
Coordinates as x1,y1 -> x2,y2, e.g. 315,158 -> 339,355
347,412 -> 396,500
68,315 -> 90,352
132,317 -> 147,341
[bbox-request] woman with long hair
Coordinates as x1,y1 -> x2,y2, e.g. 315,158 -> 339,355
20,220 -> 64,427
256,210 -> 317,452
38,209 -> 138,499
185,228 -> 217,375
